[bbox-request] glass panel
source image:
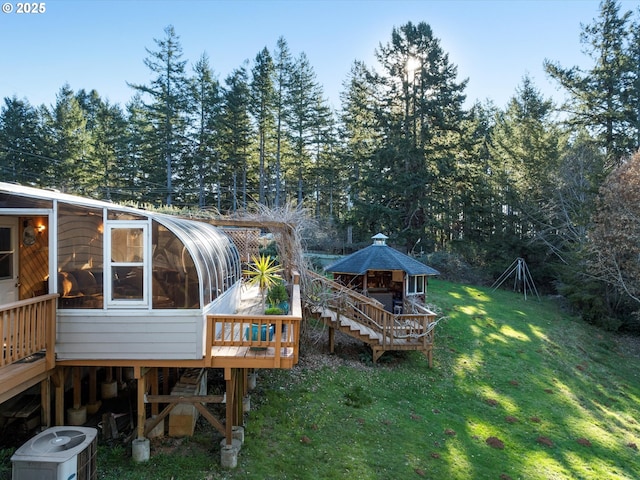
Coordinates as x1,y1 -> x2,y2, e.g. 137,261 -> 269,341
112,266 -> 144,300
0,192 -> 52,209
0,227 -> 12,279
111,228 -> 144,262
152,221 -> 199,309
57,203 -> 104,309
107,210 -> 146,221
109,224 -> 146,306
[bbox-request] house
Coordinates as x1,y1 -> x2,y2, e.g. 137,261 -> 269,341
0,182 -> 301,466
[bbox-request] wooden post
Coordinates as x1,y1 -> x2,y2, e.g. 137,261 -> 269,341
136,369 -> 147,439
224,368 -> 234,446
150,368 -> 159,416
45,296 -> 56,370
73,367 -> 82,409
89,367 -> 97,405
40,377 -> 51,428
52,367 -> 65,426
162,367 -> 170,395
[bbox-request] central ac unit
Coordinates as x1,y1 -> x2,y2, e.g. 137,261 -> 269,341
11,426 -> 97,480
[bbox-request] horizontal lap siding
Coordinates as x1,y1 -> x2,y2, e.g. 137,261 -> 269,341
56,312 -> 200,360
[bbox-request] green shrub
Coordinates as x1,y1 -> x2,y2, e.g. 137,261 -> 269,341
265,306 -> 284,315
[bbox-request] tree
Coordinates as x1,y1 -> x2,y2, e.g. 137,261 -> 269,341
488,76 -> 564,243
250,48 -> 275,206
286,52 -> 322,208
0,96 -> 46,185
43,84 -> 97,195
272,37 -> 293,207
189,53 -> 222,209
588,151 -> 640,329
128,25 -> 190,205
352,21 -> 467,250
219,66 -> 253,211
544,0 -> 635,167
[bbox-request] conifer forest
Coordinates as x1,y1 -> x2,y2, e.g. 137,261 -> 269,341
2,0 -> 640,331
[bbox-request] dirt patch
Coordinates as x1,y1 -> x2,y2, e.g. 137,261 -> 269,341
536,436 -> 554,447
576,437 -> 592,447
505,416 -> 519,424
485,398 -> 499,407
486,436 -> 505,449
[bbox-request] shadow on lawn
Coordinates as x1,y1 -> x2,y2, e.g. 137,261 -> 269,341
431,280 -> 640,480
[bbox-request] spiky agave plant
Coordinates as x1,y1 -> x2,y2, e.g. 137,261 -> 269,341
243,255 -> 283,310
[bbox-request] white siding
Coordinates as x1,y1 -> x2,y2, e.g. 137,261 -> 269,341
56,282 -> 242,361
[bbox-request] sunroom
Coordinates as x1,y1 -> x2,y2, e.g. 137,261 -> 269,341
0,182 -> 242,361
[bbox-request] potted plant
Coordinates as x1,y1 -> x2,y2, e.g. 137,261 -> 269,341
266,281 -> 289,313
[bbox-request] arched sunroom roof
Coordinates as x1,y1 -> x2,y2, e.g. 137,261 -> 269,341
0,182 -> 241,310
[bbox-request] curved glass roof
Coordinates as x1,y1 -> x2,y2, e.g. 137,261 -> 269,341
0,182 -> 241,310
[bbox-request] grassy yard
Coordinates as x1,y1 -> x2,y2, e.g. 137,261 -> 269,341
3,279 -> 639,479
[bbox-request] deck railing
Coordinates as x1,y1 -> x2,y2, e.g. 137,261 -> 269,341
206,274 -> 302,366
1,294 -> 58,369
306,270 -> 436,347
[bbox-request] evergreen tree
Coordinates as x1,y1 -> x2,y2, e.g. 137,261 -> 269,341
128,25 -> 190,205
272,37 -> 293,207
220,66 -> 253,211
489,76 -> 564,243
339,61 -> 381,240
0,96 -> 46,185
355,21 -> 467,250
286,52 -> 323,208
189,53 -> 222,209
43,84 -> 97,195
250,48 -> 275,205
545,0 -> 634,167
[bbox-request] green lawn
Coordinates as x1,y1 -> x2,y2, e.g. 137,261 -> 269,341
4,279 -> 639,479
235,279 -> 640,480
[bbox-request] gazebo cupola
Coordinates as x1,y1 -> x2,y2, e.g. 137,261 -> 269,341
371,233 -> 388,245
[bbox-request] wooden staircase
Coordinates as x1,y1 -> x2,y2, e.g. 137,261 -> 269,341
304,271 -> 438,366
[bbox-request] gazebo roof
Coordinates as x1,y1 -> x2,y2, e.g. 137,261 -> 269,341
325,234 -> 440,276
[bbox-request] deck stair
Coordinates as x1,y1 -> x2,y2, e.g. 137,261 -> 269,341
304,270 -> 438,366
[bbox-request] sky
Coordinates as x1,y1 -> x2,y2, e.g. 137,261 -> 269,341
0,0 -> 638,112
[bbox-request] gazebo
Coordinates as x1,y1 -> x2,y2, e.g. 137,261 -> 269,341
325,233 -> 439,313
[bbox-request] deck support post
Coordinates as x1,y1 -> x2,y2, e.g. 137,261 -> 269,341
40,377 -> 51,428
52,367 -> 65,426
224,368 -> 234,446
135,368 -> 148,440
87,367 -> 101,414
67,366 -> 87,425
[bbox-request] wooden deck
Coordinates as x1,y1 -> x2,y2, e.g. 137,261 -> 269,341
0,295 -> 57,404
207,280 -> 302,369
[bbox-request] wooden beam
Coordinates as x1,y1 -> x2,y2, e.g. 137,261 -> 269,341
145,395 -> 225,404
143,403 -> 175,437
193,403 -> 226,436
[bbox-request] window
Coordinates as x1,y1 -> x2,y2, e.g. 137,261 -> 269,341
0,227 -> 13,280
108,222 -> 147,307
57,203 -> 104,309
407,275 -> 425,295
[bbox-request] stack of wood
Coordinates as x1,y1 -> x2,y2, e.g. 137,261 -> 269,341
168,369 -> 208,437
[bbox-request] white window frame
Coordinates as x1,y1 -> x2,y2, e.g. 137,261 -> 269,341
105,220 -> 149,308
406,275 -> 426,296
